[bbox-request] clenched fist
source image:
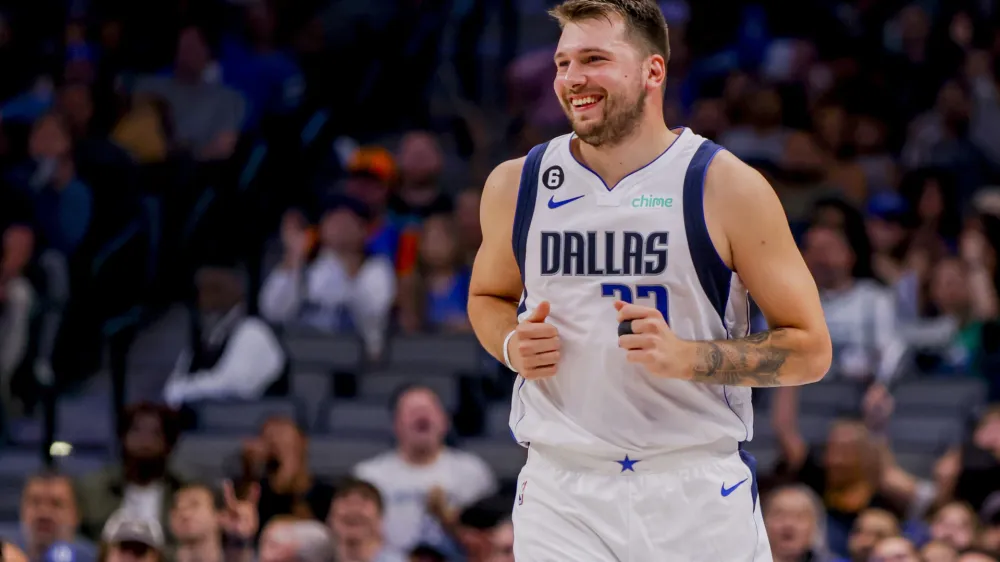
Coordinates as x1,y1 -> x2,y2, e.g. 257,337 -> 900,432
508,301 -> 561,380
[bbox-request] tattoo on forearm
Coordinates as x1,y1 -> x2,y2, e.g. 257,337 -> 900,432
692,329 -> 790,387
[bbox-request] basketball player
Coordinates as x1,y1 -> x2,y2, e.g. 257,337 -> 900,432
467,1 -> 833,560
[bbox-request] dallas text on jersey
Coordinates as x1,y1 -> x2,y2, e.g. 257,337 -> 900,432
540,231 -> 669,277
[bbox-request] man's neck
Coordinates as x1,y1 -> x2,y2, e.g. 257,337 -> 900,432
574,119 -> 677,189
176,537 -> 224,562
399,445 -> 443,467
340,537 -> 384,562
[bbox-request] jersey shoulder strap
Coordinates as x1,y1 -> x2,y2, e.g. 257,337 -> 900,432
512,141 -> 550,283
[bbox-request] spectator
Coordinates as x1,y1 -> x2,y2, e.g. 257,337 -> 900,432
839,508 -> 901,562
354,386 -> 497,554
764,484 -> 833,562
900,251 -> 998,375
802,223 -> 906,382
133,26 -> 246,162
488,520 -> 513,562
98,509 -> 166,562
11,113 -> 93,257
170,481 -> 259,562
1,542 -> 28,562
870,536 -> 920,562
327,477 -> 405,562
390,132 -> 453,279
453,187 -> 481,267
240,416 -> 335,531
930,502 -> 981,553
980,497 -> 1000,552
0,219 -> 34,417
920,540 -> 959,562
217,2 -> 304,132
13,471 -> 96,562
76,402 -> 186,541
719,86 -> 790,170
260,197 -> 395,360
163,267 -> 286,408
258,518 -> 337,562
342,147 -> 400,262
958,549 -> 1000,562
770,385 -> 902,556
398,213 -> 472,334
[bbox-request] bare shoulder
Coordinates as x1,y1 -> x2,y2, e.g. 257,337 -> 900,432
703,149 -> 779,213
481,157 -> 527,215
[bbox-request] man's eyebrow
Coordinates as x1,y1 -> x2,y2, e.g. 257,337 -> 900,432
554,47 -> 614,60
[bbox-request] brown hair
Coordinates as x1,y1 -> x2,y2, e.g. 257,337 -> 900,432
333,477 -> 385,514
549,0 -> 670,63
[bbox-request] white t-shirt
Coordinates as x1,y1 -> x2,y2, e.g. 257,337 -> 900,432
120,482 -> 165,522
353,449 -> 498,552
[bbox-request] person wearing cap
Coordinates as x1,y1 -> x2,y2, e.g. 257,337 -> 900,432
343,146 -> 401,263
260,195 -> 396,360
98,509 -> 165,562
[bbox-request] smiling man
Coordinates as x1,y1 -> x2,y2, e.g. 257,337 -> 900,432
467,0 -> 831,560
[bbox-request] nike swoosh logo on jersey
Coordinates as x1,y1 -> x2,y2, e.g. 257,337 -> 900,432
548,194 -> 585,209
720,478 -> 748,497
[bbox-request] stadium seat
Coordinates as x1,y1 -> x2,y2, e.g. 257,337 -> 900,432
797,380 -> 863,416
324,401 -> 393,437
386,335 -> 482,371
0,521 -> 20,541
291,372 -> 333,423
360,372 -> 459,410
0,450 -> 44,481
893,378 -> 987,415
195,399 -> 303,433
285,330 -> 362,371
171,435 -> 245,481
894,452 -> 936,479
461,439 -> 527,482
486,403 -> 512,437
56,452 -> 110,476
0,487 -> 20,520
798,414 -> 834,445
888,415 -> 964,452
309,437 -> 391,478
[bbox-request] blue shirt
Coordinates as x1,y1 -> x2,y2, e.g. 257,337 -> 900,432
218,37 -> 303,131
426,268 -> 471,329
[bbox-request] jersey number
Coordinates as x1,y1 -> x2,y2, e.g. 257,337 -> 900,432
601,283 -> 670,324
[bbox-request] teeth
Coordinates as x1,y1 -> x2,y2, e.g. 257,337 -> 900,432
571,96 -> 600,107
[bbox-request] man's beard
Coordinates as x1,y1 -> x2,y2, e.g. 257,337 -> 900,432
564,84 -> 646,148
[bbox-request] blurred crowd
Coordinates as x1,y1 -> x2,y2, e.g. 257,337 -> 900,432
0,0 -> 998,561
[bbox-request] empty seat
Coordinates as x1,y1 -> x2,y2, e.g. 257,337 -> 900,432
55,397 -> 115,447
0,520 -> 20,541
292,372 -> 332,425
56,453 -> 110,476
462,439 -> 527,482
360,373 -> 458,409
0,450 -> 44,480
799,414 -> 834,445
797,381 -> 863,415
286,333 -> 362,371
894,452 -> 936,479
325,401 -> 393,436
172,435 -> 244,480
486,404 -> 512,437
309,437 -> 390,477
0,494 -> 18,523
894,378 -> 986,415
387,335 -> 481,370
196,399 -> 301,433
888,415 -> 963,450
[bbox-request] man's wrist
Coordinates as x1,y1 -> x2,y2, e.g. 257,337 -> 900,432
503,329 -> 518,372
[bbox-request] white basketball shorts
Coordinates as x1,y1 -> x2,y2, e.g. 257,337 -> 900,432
511,443 -> 773,562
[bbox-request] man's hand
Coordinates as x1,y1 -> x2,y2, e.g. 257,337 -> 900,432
509,301 -> 561,380
220,480 -> 260,540
615,301 -> 691,379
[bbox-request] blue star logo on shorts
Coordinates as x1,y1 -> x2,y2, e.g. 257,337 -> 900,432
617,455 -> 639,472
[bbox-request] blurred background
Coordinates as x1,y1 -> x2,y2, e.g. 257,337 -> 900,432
0,0 -> 998,561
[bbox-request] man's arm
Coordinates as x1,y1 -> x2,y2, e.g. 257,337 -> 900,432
688,151 -> 832,387
468,158 -> 526,363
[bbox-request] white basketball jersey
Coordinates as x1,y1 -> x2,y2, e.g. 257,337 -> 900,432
509,128 -> 754,460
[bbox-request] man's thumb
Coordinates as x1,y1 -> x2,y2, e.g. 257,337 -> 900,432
526,301 -> 550,323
